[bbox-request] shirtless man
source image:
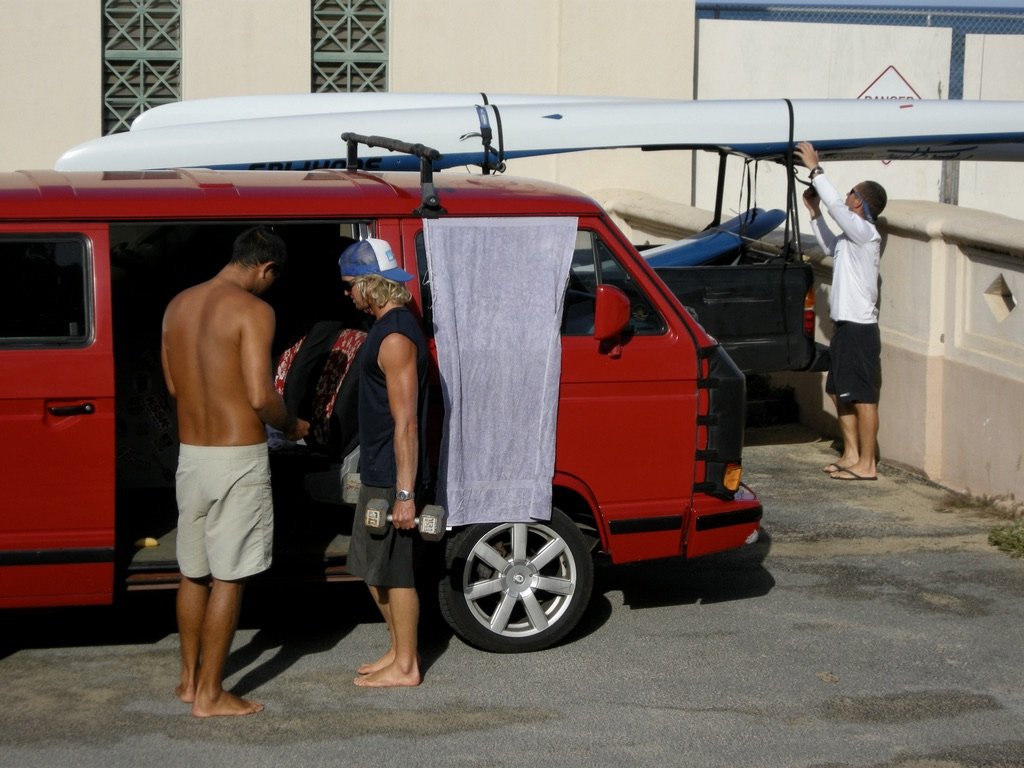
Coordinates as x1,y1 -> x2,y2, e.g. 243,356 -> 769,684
161,226 -> 309,716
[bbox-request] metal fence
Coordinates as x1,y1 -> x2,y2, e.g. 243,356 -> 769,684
696,3 -> 1024,99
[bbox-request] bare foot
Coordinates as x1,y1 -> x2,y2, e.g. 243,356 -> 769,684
191,690 -> 264,717
175,683 -> 196,704
357,650 -> 395,676
353,662 -> 421,688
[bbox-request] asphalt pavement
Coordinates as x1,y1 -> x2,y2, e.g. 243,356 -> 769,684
2,424 -> 1023,768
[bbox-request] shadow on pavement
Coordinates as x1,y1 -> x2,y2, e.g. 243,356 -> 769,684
569,529 -> 776,644
744,422 -> 824,447
0,591 -> 179,660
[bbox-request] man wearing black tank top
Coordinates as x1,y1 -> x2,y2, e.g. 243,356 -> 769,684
339,238 -> 429,688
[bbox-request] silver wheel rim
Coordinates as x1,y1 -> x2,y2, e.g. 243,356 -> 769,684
460,522 -> 579,639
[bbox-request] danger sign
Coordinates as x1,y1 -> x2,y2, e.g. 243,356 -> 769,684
859,66 -> 921,100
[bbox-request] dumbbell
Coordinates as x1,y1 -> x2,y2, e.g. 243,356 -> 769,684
364,498 -> 447,541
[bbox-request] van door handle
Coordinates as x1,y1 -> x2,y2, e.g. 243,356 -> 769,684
48,403 -> 96,416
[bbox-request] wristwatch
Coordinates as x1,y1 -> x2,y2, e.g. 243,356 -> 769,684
809,166 -> 824,180
396,489 -> 415,502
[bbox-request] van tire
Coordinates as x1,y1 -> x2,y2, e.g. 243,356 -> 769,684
438,507 -> 594,653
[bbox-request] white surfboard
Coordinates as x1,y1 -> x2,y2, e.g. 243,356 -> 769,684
129,92 -> 650,131
55,97 -> 1024,173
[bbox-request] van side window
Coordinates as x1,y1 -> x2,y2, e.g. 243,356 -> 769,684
0,237 -> 89,345
563,230 -> 665,336
417,229 -> 665,338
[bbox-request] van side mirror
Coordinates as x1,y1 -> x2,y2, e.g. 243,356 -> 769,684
593,284 -> 631,343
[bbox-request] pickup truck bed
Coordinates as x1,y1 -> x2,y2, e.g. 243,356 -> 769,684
654,257 -> 822,374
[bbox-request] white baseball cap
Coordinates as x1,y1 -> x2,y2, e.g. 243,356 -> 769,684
337,238 -> 413,283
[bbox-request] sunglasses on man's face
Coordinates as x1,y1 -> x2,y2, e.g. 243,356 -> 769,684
848,188 -> 873,220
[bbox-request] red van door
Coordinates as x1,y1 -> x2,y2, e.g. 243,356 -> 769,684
0,226 -> 116,607
407,218 -> 699,565
557,224 -> 700,563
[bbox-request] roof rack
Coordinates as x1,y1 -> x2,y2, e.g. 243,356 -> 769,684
341,132 -> 447,218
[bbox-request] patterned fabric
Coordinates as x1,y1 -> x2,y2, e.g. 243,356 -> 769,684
274,340 -> 301,395
273,327 -> 367,449
312,328 -> 366,447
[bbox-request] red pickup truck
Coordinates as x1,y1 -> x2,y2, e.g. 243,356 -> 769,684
0,163 -> 761,652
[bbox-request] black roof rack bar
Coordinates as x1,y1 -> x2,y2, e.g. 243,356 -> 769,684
341,132 -> 447,218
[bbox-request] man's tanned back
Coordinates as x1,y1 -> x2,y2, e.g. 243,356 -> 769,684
162,277 -> 279,447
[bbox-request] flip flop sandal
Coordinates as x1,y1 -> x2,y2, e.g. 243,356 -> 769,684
830,469 -> 877,481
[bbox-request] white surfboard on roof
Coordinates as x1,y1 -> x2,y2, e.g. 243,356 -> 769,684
56,97 -> 1024,173
129,92 -> 650,131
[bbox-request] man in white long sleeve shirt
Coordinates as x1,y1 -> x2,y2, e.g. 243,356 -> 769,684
796,141 -> 887,481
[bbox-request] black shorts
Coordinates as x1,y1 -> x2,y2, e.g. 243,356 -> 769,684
825,321 -> 881,405
347,485 -> 418,588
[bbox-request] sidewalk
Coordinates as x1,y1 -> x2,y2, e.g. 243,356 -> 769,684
741,423 -> 997,558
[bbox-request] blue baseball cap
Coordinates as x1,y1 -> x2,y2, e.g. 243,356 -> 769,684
338,238 -> 413,283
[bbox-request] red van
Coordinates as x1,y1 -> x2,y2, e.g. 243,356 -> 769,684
0,164 -> 761,652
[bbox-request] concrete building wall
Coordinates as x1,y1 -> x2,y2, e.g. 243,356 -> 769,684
774,201 -> 1024,499
181,0 -> 310,98
883,206 -> 1024,497
694,19 -> 951,219
958,34 -> 1024,215
0,0 -> 102,170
